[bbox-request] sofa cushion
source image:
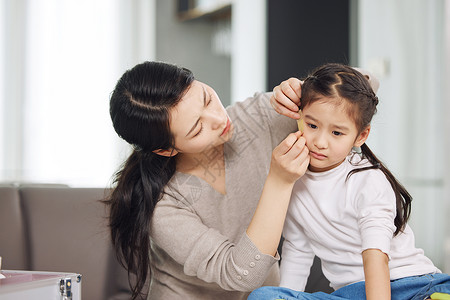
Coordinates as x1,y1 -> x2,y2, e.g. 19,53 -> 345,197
0,185 -> 28,270
19,187 -> 129,300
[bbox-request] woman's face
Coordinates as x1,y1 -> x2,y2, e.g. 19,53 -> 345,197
168,80 -> 233,155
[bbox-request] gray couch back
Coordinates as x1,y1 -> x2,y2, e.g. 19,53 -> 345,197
0,184 -> 131,300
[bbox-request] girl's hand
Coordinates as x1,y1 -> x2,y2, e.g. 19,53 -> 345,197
269,131 -> 310,185
270,77 -> 303,120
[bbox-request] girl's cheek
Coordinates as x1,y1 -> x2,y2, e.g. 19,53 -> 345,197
303,133 -> 310,145
304,139 -> 311,150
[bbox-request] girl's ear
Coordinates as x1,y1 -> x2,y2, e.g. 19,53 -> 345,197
153,148 -> 179,157
354,125 -> 371,147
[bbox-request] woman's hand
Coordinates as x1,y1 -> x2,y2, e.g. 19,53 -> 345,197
269,131 -> 309,185
270,78 -> 303,120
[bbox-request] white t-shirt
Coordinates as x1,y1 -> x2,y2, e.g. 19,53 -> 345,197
280,154 -> 439,291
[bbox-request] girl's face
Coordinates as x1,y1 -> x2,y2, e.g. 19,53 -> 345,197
302,97 -> 369,172
167,80 -> 233,155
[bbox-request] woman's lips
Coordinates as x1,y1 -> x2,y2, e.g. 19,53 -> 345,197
310,151 -> 326,160
221,118 -> 231,136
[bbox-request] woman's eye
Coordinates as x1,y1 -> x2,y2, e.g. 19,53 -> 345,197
332,131 -> 342,136
308,124 -> 317,129
193,124 -> 203,137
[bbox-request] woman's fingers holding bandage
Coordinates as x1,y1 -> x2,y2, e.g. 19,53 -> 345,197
270,131 -> 310,184
270,78 -> 303,120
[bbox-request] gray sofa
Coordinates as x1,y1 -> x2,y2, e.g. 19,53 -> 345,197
0,183 -> 332,299
0,183 -> 131,300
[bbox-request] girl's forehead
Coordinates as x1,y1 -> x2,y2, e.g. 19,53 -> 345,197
304,97 -> 358,122
305,96 -> 349,110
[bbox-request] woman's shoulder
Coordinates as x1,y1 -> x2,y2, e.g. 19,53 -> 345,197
226,92 -> 273,123
227,92 -> 297,148
227,91 -> 271,110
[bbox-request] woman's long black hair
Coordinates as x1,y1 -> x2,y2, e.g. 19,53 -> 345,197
106,61 -> 194,299
300,63 -> 412,236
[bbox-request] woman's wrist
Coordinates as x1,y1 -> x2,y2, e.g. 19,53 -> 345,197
266,169 -> 299,188
246,172 -> 295,256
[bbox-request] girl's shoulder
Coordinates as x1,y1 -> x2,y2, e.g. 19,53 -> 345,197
346,155 -> 391,188
345,160 -> 397,210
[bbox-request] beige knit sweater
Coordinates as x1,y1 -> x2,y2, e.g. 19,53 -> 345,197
149,92 -> 297,299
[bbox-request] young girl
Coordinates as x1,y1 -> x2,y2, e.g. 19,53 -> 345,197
249,63 -> 450,300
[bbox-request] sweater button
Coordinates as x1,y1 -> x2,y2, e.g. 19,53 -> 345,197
255,254 -> 261,260
249,262 -> 255,268
237,275 -> 242,280
243,270 -> 249,276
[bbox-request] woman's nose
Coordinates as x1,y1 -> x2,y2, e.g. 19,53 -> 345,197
205,109 -> 223,130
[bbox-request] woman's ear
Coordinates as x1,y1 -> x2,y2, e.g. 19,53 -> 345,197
153,148 -> 179,157
354,126 -> 371,147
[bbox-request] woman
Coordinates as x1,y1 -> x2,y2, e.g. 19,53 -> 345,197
106,61 -> 309,299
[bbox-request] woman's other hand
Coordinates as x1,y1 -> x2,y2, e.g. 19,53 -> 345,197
270,77 -> 302,120
269,131 -> 309,185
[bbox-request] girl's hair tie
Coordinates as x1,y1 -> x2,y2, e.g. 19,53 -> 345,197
372,95 -> 379,106
358,89 -> 379,106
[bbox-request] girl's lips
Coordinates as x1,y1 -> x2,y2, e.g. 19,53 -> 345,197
310,151 -> 326,160
221,118 -> 231,136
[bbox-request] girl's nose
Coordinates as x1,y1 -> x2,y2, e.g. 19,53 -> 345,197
314,132 -> 328,149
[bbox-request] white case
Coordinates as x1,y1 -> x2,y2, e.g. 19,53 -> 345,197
0,270 -> 81,300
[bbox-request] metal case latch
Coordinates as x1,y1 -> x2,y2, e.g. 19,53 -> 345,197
59,278 -> 72,300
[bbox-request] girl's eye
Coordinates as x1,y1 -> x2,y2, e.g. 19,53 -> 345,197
308,124 -> 317,129
193,124 -> 203,137
332,131 -> 342,136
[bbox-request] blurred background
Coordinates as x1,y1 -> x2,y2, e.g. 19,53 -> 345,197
0,0 -> 449,274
